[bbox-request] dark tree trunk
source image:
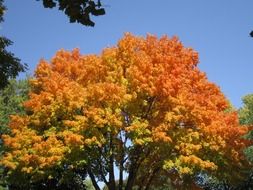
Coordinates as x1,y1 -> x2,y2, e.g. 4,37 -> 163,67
125,146 -> 150,190
125,164 -> 138,190
88,169 -> 101,190
119,158 -> 124,190
108,134 -> 116,190
144,167 -> 160,190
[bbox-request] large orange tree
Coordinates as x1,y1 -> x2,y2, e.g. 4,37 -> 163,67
1,33 -> 251,189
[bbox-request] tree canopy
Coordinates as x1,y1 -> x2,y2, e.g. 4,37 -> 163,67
0,79 -> 29,137
239,94 -> 253,164
37,0 -> 105,27
239,94 -> 253,125
1,33 -> 251,190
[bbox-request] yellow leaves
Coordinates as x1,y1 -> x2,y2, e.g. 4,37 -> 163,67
153,131 -> 172,143
63,120 -> 79,128
179,155 -> 217,171
164,111 -> 183,123
62,131 -> 84,146
164,155 -> 217,176
179,167 -> 192,174
1,159 -> 17,170
177,143 -> 202,155
152,123 -> 173,143
126,118 -> 152,145
2,128 -> 67,173
84,136 -> 101,147
87,83 -> 124,103
2,33 -> 251,183
84,107 -> 123,130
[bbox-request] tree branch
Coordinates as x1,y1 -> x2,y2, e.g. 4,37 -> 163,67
142,96 -> 156,119
125,146 -> 151,190
88,168 -> 101,190
144,167 -> 161,190
108,133 -> 116,190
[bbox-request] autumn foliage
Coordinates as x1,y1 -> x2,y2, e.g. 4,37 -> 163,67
1,33 -> 251,189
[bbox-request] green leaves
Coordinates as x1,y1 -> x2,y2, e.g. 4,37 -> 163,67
0,79 -> 29,134
239,94 -> 253,165
239,94 -> 253,125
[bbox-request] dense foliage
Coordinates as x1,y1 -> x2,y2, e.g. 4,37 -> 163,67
1,33 -> 251,190
239,94 -> 253,162
37,0 -> 105,27
239,94 -> 253,126
0,79 -> 29,189
0,80 -> 92,189
0,79 -> 29,134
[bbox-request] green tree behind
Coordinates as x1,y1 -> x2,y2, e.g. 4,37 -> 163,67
239,94 -> 253,162
0,79 -> 29,190
0,79 -> 29,134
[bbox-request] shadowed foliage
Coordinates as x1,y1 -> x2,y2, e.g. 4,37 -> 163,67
37,0 -> 105,27
250,31 -> 253,38
0,79 -> 29,190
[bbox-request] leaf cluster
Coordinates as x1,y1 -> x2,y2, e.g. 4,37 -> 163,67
0,79 -> 29,134
37,0 -> 105,26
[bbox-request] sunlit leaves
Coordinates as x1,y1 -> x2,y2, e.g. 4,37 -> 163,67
1,33 -> 251,188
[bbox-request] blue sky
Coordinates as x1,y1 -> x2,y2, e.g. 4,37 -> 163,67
1,0 -> 253,108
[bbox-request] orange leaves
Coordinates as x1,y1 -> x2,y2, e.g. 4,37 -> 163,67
86,82 -> 128,106
7,115 -> 29,131
34,60 -> 51,79
1,33 -> 251,184
62,131 -> 84,146
179,155 -> 218,171
122,34 -> 200,99
1,128 -> 66,173
1,153 -> 17,170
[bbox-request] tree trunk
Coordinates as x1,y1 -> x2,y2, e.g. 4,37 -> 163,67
144,167 -> 160,190
88,169 -> 101,190
125,165 -> 138,190
125,146 -> 150,190
119,158 -> 124,190
108,134 -> 116,190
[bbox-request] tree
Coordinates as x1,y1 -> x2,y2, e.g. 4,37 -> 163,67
237,94 -> 253,189
0,79 -> 29,190
239,94 -> 253,162
0,0 -> 27,90
37,0 -> 105,27
1,33 -> 251,189
0,79 -> 29,135
239,94 -> 253,126
0,80 -> 92,189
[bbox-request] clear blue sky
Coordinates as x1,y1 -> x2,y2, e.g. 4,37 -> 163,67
1,0 -> 253,108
